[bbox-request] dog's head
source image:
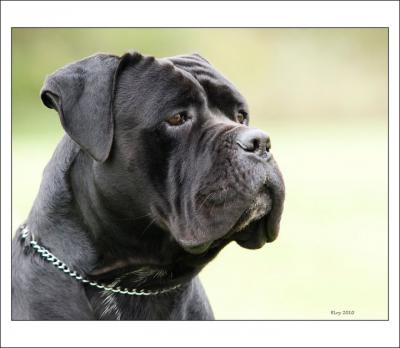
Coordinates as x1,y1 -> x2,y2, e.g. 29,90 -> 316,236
41,52 -> 285,256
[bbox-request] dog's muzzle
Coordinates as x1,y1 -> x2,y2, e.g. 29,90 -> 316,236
182,126 -> 285,254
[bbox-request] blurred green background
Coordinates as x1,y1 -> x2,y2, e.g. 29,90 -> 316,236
12,28 -> 388,320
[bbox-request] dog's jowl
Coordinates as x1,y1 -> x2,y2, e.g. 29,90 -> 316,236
12,52 -> 285,320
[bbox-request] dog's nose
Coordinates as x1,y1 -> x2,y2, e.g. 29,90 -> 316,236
236,128 -> 271,155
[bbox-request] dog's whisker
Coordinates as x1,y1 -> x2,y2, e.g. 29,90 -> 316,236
112,213 -> 152,222
197,191 -> 217,213
140,218 -> 156,236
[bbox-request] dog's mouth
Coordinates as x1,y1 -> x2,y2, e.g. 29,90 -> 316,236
183,181 -> 285,255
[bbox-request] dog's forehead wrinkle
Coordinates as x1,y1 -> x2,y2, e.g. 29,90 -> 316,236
165,55 -> 226,102
167,55 -> 245,103
172,68 -> 208,100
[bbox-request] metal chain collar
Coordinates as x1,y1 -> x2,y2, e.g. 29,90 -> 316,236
19,225 -> 181,296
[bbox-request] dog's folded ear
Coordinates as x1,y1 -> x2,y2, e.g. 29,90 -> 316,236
40,53 -> 121,162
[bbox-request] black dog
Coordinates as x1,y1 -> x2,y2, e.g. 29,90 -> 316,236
12,52 -> 285,320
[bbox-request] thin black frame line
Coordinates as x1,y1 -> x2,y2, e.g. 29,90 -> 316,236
8,27 -> 390,322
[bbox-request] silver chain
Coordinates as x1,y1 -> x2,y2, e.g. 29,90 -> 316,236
19,225 -> 181,296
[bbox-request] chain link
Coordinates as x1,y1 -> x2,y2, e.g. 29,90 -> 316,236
19,225 -> 181,296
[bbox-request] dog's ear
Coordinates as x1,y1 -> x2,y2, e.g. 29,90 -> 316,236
40,54 -> 120,162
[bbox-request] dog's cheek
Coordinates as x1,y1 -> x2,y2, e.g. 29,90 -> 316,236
135,128 -> 175,188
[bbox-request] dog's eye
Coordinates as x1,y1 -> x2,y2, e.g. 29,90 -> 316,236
237,111 -> 247,124
166,113 -> 186,126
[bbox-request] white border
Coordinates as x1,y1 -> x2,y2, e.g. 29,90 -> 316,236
1,1 -> 399,347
